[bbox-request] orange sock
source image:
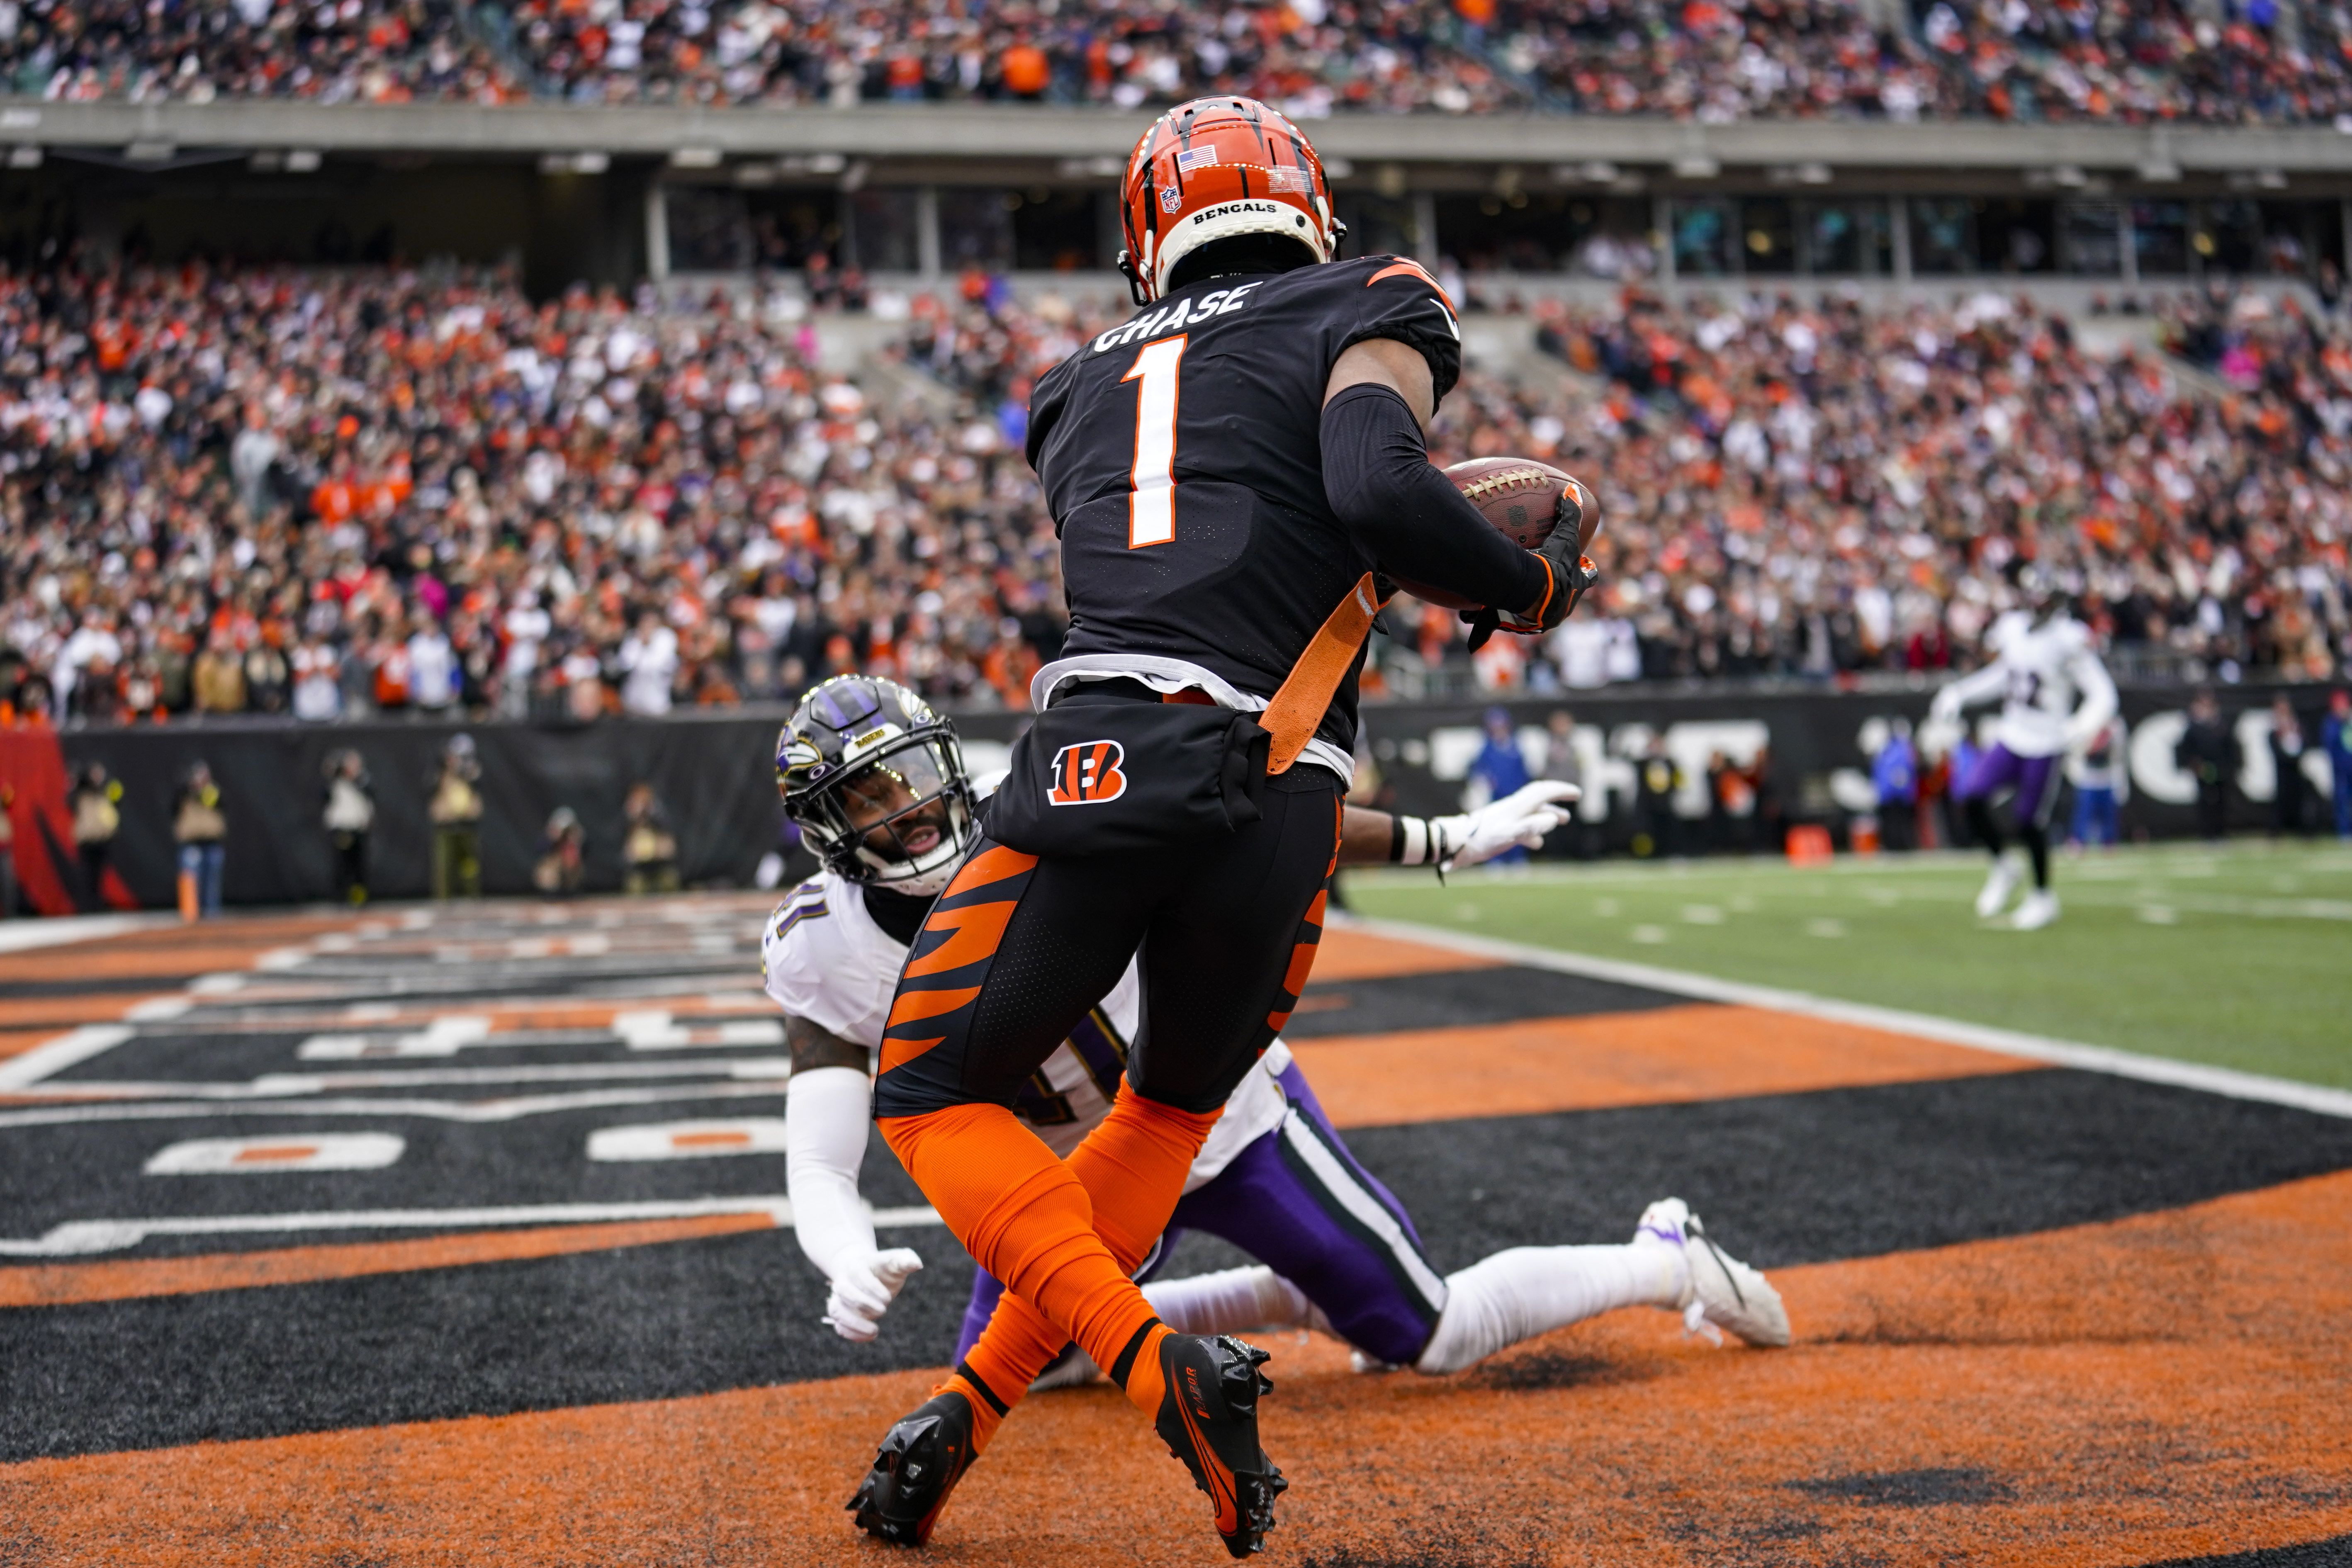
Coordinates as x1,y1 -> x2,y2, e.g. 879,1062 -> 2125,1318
954,1089 -> 1223,1432
881,1104 -> 1163,1411
933,1369 -> 1007,1451
1068,1088 -> 1223,1265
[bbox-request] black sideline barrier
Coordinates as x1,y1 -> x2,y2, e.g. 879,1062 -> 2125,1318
52,682 -> 2338,910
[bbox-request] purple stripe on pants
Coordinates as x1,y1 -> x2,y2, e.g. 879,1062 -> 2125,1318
1954,742 -> 2063,830
952,1063 -> 1447,1370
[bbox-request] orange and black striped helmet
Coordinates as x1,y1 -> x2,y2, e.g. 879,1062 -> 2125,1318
1116,97 -> 1344,306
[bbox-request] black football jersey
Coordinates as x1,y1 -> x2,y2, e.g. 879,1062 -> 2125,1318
1025,255 -> 1461,758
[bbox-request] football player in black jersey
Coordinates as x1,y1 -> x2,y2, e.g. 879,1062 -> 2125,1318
856,96 -> 1594,1556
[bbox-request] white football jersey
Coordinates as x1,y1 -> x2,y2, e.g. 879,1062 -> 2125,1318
1982,611 -> 2112,759
761,869 -> 1290,1191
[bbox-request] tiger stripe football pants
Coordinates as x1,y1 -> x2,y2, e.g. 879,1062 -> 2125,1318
876,765 -> 1341,1411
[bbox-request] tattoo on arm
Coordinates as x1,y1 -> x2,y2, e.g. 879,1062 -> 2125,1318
1336,805 -> 1396,868
787,1013 -> 870,1075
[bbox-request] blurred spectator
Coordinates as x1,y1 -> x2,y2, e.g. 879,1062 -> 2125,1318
2067,718 -> 2125,849
2175,691 -> 2235,841
618,611 -> 681,718
293,641 -> 343,722
0,0 -> 523,105
427,732 -> 483,899
534,807 -> 586,898
172,761 -> 227,919
2325,690 -> 2352,839
245,637 -> 291,715
2268,695 -> 2309,836
1466,707 -> 1532,867
486,0 -> 2352,127
0,785 -> 14,918
1713,746 -> 1761,854
409,618 -> 459,718
622,782 -> 681,894
373,621 -> 413,714
7,263 -> 2350,732
322,749 -> 376,905
1873,717 -> 1918,852
70,762 -> 124,910
1634,734 -> 1680,857
191,632 -> 247,716
1535,708 -> 1586,858
1941,729 -> 1982,849
57,613 -> 123,725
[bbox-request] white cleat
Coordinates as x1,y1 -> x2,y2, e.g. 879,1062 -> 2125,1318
1632,1198 -> 1791,1349
2008,890 -> 2060,931
1028,1346 -> 1102,1392
1975,853 -> 2023,919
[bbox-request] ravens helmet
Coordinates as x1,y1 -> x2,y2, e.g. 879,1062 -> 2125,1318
776,676 -> 976,897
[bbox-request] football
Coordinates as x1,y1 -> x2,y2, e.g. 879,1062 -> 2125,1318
1391,457 -> 1598,610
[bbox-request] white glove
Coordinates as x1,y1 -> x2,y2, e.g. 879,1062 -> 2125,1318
1432,780 -> 1581,870
2062,713 -> 2109,755
1928,689 -> 1961,727
822,1247 -> 924,1342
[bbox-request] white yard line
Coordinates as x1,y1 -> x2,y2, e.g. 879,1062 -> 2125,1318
0,1026 -> 135,1091
0,914 -> 171,955
0,1057 -> 797,1103
0,1079 -> 793,1130
1339,914 -> 2352,1122
0,1196 -> 945,1257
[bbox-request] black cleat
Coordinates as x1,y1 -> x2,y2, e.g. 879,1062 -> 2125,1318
846,1387 -> 980,1547
1153,1333 -> 1287,1558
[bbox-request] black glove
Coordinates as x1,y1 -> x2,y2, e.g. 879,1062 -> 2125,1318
1476,486 -> 1599,642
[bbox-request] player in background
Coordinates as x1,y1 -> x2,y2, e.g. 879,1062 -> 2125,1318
1929,569 -> 2118,929
863,98 -> 1595,1554
766,678 -> 1788,1547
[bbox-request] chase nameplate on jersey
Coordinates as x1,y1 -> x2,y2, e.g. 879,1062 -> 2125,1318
988,700 -> 1269,857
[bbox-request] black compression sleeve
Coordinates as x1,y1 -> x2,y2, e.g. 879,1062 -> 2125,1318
1321,381 -> 1550,615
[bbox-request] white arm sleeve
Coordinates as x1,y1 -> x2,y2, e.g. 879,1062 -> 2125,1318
785,1065 -> 877,1277
2066,645 -> 2119,746
1932,660 -> 2009,717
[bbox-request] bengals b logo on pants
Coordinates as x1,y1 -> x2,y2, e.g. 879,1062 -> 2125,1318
1047,740 -> 1128,805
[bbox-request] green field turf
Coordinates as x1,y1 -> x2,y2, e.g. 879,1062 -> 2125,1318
1341,839 -> 2352,1090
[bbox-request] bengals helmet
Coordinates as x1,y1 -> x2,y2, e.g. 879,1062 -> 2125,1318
775,676 -> 976,897
1116,97 -> 1345,306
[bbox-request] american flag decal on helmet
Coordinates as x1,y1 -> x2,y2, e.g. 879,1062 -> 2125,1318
1046,740 -> 1130,806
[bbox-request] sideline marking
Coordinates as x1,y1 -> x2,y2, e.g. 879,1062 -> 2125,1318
0,1213 -> 783,1308
1,1057 -> 801,1103
145,1133 -> 406,1175
0,1079 -> 794,1131
0,1196 -> 943,1257
587,1119 -> 792,1161
0,1026 -> 134,1090
1340,915 -> 2352,1121
0,914 -> 170,955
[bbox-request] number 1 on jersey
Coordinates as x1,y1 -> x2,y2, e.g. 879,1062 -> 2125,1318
1122,335 -> 1186,549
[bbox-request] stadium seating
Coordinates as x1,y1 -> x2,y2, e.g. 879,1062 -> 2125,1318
4,0 -> 2349,125
5,257 -> 2345,727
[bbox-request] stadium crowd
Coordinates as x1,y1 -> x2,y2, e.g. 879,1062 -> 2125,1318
3,0 -> 2349,126
2,258 -> 2348,727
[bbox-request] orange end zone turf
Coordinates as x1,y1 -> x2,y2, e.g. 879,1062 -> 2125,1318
1288,926 -> 1503,981
12,1167 -> 2350,1567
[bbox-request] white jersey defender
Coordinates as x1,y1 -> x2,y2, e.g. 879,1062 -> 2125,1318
1932,598 -> 2118,929
763,867 -> 1289,1186
1939,608 -> 2119,760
